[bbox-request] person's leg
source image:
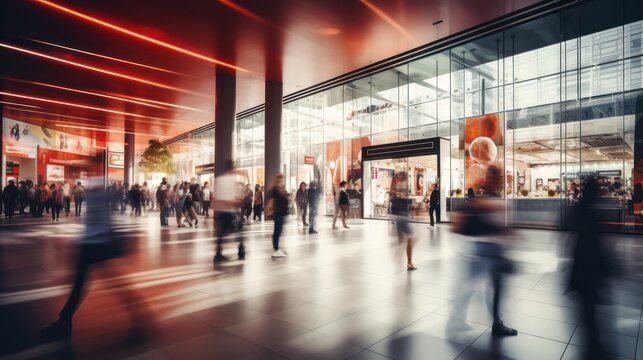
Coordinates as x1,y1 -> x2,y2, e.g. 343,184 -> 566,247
341,205 -> 349,228
272,216 -> 283,251
429,208 -> 435,226
332,204 -> 339,228
52,204 -> 56,220
302,207 -> 308,226
436,206 -> 441,223
40,246 -> 93,339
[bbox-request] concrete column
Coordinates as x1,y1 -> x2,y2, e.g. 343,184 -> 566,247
124,118 -> 135,186
214,71 -> 236,177
264,80 -> 282,190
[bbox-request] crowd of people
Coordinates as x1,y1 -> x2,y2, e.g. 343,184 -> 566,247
1,179 -> 86,220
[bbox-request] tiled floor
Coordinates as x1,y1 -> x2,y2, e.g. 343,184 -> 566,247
0,212 -> 641,359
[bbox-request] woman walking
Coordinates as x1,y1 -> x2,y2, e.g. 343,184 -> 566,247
295,182 -> 308,228
332,181 -> 350,230
267,174 -> 289,258
390,172 -> 417,270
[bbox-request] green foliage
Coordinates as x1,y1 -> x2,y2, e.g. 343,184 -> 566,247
139,140 -> 177,174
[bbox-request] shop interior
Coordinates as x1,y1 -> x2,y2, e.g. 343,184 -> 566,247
363,155 -> 438,222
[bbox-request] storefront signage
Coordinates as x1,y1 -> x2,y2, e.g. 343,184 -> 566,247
6,161 -> 14,174
195,163 -> 215,175
304,155 -> 315,165
108,151 -> 124,168
562,170 -> 622,177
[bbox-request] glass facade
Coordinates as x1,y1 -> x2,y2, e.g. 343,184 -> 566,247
167,129 -> 215,187
186,0 -> 643,233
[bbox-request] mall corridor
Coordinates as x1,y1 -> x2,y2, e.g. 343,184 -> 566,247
1,213 -> 641,360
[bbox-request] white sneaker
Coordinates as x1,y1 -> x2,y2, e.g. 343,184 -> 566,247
272,250 -> 287,258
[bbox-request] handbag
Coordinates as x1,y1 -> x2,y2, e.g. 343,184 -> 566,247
264,198 -> 275,219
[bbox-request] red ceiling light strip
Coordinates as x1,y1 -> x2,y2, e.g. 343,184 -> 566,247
29,39 -> 185,76
34,0 -> 250,73
359,0 -> 414,39
218,0 -> 272,27
0,43 -> 203,96
0,101 -> 42,109
55,124 -> 166,138
24,81 -> 168,110
0,91 -> 148,118
117,95 -> 204,112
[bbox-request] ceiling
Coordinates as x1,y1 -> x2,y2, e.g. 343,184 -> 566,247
0,0 -> 548,147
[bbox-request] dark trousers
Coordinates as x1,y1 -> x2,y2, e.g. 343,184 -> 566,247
30,199 -> 38,217
202,201 -> 210,216
120,199 -> 127,214
19,200 -> 27,214
298,205 -> 308,225
75,199 -> 83,216
253,204 -> 262,220
215,212 -> 236,255
160,206 -> 169,225
63,197 -> 71,215
272,215 -> 285,250
429,206 -> 440,226
52,204 -> 61,220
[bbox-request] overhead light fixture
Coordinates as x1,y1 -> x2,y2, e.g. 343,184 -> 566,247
34,0 -> 249,73
0,91 -> 149,118
0,43 -> 203,96
55,124 -> 166,138
29,39 -> 185,75
0,100 -> 42,109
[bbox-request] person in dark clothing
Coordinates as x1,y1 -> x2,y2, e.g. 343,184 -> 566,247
130,184 -> 142,216
307,181 -> 319,234
568,176 -> 612,359
51,183 -> 64,222
252,184 -> 263,220
269,174 -> 289,258
429,183 -> 440,227
156,179 -> 170,226
450,166 -> 517,337
332,181 -> 350,229
39,176 -> 152,341
295,182 -> 309,228
2,180 -> 19,219
243,184 -> 253,221
18,181 -> 27,215
73,182 -> 85,216
213,166 -> 245,262
390,172 -> 417,270
118,183 -> 128,215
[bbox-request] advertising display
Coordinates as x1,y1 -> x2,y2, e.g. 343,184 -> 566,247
108,151 -> 124,168
37,148 -> 100,184
463,113 -> 504,192
2,117 -> 95,159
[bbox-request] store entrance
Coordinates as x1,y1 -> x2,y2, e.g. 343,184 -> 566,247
362,137 -> 450,223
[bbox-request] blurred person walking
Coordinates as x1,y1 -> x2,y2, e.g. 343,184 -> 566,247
202,181 -> 212,216
62,181 -> 71,216
118,182 -> 129,215
295,182 -> 309,228
307,181 -> 319,234
390,172 -> 417,270
332,181 -> 350,230
213,164 -> 245,262
73,181 -> 85,216
252,184 -> 263,221
40,174 -> 151,341
51,183 -> 64,222
243,184 -> 253,222
266,173 -> 288,258
156,179 -> 170,226
568,176 -> 613,360
451,166 -> 517,336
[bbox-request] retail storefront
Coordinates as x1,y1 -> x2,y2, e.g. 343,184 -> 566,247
2,116 -> 98,187
179,0 -> 643,233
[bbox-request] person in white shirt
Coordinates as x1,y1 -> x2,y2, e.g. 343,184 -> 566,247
213,163 -> 244,262
62,181 -> 71,216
